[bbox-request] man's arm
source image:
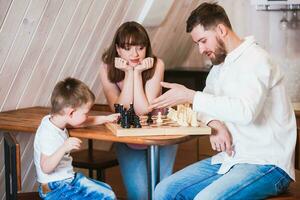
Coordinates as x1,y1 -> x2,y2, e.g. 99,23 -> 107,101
151,62 -> 273,125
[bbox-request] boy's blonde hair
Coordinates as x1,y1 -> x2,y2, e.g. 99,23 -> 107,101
51,77 -> 95,114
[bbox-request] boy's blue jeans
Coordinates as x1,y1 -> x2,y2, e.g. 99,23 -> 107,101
155,158 -> 292,200
38,172 -> 116,200
115,143 -> 178,200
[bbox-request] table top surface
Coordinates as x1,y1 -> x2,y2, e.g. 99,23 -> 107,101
0,106 -> 204,145
293,103 -> 300,116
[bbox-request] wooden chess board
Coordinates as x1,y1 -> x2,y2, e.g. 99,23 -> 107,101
105,115 -> 211,137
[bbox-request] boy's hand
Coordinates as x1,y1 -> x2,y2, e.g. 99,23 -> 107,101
104,113 -> 120,123
208,120 -> 233,156
63,137 -> 82,152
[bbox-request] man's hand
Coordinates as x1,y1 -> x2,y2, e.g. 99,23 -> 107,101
115,57 -> 133,71
135,57 -> 154,73
208,120 -> 233,156
149,82 -> 196,109
63,137 -> 82,152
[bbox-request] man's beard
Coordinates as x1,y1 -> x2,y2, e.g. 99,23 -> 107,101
210,37 -> 227,65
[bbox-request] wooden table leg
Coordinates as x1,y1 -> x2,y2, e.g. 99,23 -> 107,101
147,145 -> 160,200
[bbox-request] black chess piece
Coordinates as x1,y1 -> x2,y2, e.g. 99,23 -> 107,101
114,104 -> 122,124
128,103 -> 134,126
123,108 -> 131,128
114,103 -> 119,113
133,115 -> 142,128
146,112 -> 153,125
120,107 -> 126,128
118,104 -> 125,125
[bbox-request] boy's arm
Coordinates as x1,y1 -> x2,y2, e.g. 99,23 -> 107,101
72,113 -> 120,128
40,137 -> 81,174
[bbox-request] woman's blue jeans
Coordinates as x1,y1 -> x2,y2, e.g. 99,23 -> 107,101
38,172 -> 116,200
115,143 -> 178,200
155,157 -> 292,200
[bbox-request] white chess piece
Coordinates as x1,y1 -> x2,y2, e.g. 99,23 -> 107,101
178,113 -> 188,127
156,111 -> 163,125
191,112 -> 199,127
167,107 -> 175,120
182,114 -> 189,127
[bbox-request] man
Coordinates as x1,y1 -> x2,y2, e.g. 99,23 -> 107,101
151,2 -> 296,200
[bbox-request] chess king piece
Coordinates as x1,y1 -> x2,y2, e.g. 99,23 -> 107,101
122,108 -> 131,128
156,111 -> 163,125
128,103 -> 133,125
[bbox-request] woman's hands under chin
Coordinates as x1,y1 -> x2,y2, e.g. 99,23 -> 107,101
115,57 -> 133,72
134,57 -> 154,73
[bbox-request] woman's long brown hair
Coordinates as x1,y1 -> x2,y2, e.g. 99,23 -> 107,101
102,21 -> 157,86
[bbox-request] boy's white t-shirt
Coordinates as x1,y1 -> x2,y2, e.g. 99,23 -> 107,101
34,115 -> 74,183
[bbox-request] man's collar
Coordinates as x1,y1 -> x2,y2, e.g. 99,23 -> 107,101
224,36 -> 256,65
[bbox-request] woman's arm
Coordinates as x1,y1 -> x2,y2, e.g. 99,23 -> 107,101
100,63 -> 134,111
133,58 -> 164,115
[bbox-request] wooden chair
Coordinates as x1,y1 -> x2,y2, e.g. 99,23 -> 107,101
71,104 -> 118,181
267,174 -> 300,200
71,139 -> 118,181
267,127 -> 300,200
4,132 -> 41,200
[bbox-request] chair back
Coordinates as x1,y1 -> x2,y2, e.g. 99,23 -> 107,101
4,132 -> 22,200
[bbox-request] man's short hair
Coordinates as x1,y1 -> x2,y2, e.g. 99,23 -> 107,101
186,2 -> 232,33
51,77 -> 95,114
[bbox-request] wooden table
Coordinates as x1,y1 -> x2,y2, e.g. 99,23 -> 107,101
0,106 -> 209,200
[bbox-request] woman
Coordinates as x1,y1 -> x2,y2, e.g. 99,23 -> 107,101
100,21 -> 177,200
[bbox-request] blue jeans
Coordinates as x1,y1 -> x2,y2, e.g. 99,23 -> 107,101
155,158 -> 292,200
38,172 -> 116,200
115,143 -> 178,200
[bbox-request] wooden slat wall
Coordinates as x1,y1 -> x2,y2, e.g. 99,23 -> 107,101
0,0 -> 204,198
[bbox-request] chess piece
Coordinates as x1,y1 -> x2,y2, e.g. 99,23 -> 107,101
178,113 -> 188,127
133,115 -> 142,128
114,103 -> 119,113
156,111 -> 163,125
128,103 -> 135,126
146,112 -> 153,125
123,109 -> 131,128
114,104 -> 122,124
191,112 -> 199,127
187,107 -> 193,124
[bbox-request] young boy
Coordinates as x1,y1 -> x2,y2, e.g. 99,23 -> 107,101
34,77 -> 119,200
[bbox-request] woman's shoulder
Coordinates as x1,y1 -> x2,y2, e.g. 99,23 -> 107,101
155,57 -> 165,70
156,57 -> 164,65
100,62 -> 108,72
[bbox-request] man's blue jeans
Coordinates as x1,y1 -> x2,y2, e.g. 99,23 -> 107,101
38,172 -> 116,200
155,158 -> 292,200
115,143 -> 178,200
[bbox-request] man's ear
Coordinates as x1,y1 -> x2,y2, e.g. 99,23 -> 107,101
216,24 -> 228,38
